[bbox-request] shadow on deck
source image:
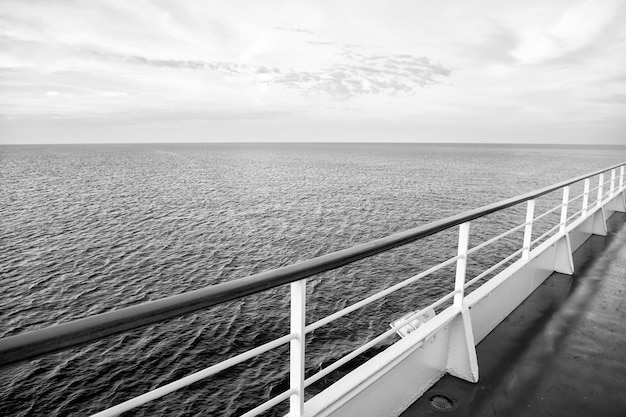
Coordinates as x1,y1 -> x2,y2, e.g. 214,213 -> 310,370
401,212 -> 626,417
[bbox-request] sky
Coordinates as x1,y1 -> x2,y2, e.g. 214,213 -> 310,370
0,0 -> 625,145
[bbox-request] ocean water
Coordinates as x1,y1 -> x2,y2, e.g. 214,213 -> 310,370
1,143 -> 625,416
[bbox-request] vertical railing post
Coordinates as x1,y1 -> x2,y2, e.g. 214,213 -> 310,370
582,178 -> 590,218
620,166 -> 624,191
597,173 -> 604,207
449,221 -> 479,383
454,222 -> 470,309
522,199 -> 535,259
290,280 -> 306,417
560,186 -> 569,234
610,169 -> 616,197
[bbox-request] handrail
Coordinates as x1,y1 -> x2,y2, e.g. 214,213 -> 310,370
1,162 -> 624,366
305,254 -> 460,334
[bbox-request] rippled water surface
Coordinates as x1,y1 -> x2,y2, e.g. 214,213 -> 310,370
1,143 -> 625,416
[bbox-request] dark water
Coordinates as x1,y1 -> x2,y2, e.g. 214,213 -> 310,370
1,143 -> 625,416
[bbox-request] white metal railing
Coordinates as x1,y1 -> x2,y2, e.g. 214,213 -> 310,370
1,163 -> 624,417
96,164 -> 624,417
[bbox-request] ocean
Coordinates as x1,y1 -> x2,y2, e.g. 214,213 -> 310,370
1,143 -> 625,416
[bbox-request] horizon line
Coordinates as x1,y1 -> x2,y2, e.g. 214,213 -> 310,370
1,141 -> 626,148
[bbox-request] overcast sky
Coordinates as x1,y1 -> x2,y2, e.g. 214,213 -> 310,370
1,0 -> 625,144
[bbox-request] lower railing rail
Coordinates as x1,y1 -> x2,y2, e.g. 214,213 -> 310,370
1,163 -> 625,417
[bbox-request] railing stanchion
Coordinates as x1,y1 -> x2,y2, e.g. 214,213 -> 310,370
560,186 -> 569,234
522,199 -> 535,259
610,169 -> 616,197
597,173 -> 604,207
449,221 -> 478,383
620,166 -> 625,191
582,179 -> 590,218
290,279 -> 306,417
454,222 -> 470,308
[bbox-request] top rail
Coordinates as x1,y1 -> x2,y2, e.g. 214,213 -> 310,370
0,162 -> 624,367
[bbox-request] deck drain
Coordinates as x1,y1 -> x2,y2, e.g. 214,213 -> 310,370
429,394 -> 454,411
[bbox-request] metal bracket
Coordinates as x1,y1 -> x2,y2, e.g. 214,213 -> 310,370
446,307 -> 479,383
554,233 -> 574,275
606,191 -> 626,213
590,207 -> 608,236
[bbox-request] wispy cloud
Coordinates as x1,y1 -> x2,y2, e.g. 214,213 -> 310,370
510,0 -> 625,65
84,49 -> 265,75
270,53 -> 450,99
80,45 -> 450,101
274,26 -> 315,35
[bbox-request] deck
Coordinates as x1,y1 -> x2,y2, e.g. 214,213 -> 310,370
401,212 -> 626,417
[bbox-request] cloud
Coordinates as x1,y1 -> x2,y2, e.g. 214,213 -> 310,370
269,53 -> 451,100
81,45 -> 450,101
0,0 -> 452,118
85,49 -> 258,75
511,0 -> 625,65
274,26 -> 315,35
1,0 -> 625,146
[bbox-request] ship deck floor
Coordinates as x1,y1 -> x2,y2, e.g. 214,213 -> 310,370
401,212 -> 626,417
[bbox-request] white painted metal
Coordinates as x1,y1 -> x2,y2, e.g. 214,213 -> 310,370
597,173 -> 604,207
446,305 -> 478,383
306,290 -> 459,390
567,190 -> 584,204
559,186 -> 569,234
403,290 -> 459,323
522,199 -> 535,259
530,222 -> 562,247
616,193 -> 626,213
604,187 -> 626,214
241,389 -> 296,417
453,222 -> 470,308
390,308 -> 436,339
290,280 -> 307,417
447,222 -> 479,383
306,290 -> 458,388
468,222 -> 526,256
465,247 -> 525,288
593,208 -> 609,236
305,255 -> 459,334
533,202 -> 564,222
566,207 -> 585,223
582,178 -> 590,217
469,231 -> 567,342
568,190 -> 585,204
610,169 -> 616,196
306,325 -> 404,388
553,234 -> 574,274
85,163 -> 626,417
307,179 -> 625,417
306,307 -> 458,417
